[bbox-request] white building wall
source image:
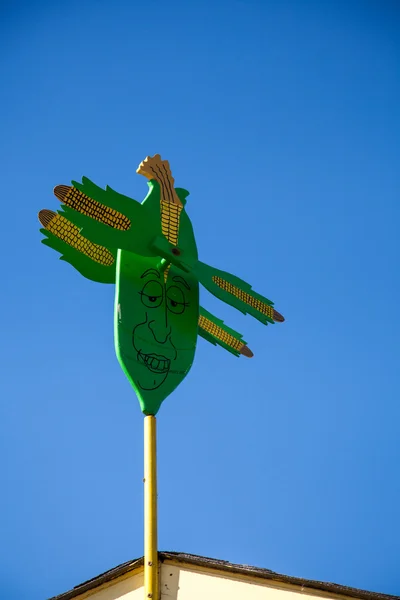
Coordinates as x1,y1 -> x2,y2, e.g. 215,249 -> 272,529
161,564 -> 338,600
74,570 -> 143,600
70,562 -> 354,600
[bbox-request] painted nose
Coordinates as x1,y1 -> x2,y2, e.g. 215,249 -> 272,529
148,320 -> 170,344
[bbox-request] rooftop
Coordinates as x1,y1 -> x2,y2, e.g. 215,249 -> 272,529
49,552 -> 399,600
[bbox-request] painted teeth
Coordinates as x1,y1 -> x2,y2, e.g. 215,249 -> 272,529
139,352 -> 169,373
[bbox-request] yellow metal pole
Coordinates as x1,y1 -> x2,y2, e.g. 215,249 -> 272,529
144,415 -> 158,599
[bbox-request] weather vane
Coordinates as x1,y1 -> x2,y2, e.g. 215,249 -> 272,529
38,154 -> 284,599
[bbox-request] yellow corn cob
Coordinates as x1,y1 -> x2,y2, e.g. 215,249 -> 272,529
39,209 -> 115,266
137,154 -> 183,253
212,276 -> 284,322
163,264 -> 171,283
198,314 -> 253,357
54,185 -> 131,231
160,200 -> 182,247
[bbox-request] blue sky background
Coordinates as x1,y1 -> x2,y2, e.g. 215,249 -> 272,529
0,1 -> 399,598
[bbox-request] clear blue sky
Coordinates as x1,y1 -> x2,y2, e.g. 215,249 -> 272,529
1,1 -> 399,599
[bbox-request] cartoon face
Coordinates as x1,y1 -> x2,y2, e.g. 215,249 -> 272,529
115,252 -> 199,415
133,267 -> 192,389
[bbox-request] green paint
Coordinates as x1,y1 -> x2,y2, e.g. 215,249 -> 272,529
41,227 -> 117,284
39,156 -> 284,415
115,252 -> 198,415
193,261 -> 275,325
63,179 -> 196,265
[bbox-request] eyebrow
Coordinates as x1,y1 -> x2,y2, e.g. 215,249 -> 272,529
141,269 -> 160,279
172,275 -> 190,290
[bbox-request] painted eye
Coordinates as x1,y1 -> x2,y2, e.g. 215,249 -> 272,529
140,280 -> 163,308
167,286 -> 187,314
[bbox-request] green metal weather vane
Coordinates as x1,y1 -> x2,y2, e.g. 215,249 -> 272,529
39,154 -> 284,416
38,154 -> 284,599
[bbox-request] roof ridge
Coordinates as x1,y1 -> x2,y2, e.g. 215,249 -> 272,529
47,552 -> 400,600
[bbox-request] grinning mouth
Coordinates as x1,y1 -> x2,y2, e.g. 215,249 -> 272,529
137,351 -> 171,374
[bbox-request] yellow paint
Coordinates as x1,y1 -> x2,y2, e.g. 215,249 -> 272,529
137,155 -> 183,249
164,264 -> 171,283
198,314 -> 243,352
39,210 -> 115,266
212,276 -> 275,320
160,200 -> 182,247
53,185 -> 131,231
144,416 -> 158,600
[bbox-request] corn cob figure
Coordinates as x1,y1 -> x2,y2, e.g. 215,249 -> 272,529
39,155 -> 284,415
